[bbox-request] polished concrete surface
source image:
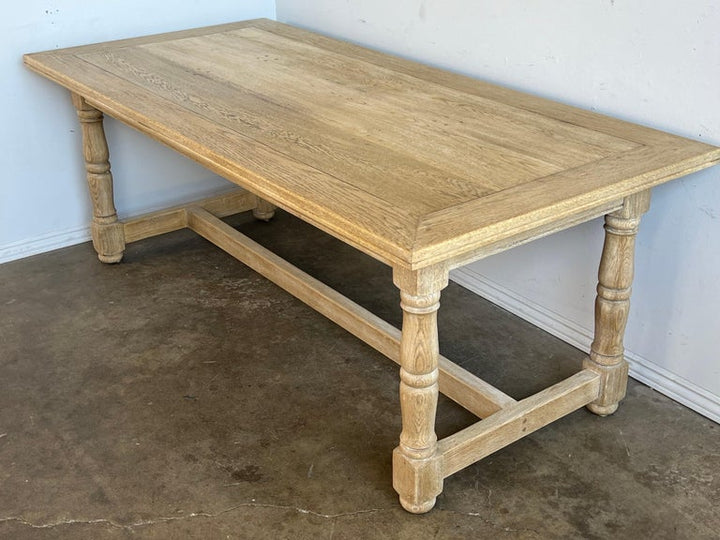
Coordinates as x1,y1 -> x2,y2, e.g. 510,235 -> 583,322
1,211 -> 718,539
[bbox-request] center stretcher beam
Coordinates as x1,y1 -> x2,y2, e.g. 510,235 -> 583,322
184,205 -> 516,418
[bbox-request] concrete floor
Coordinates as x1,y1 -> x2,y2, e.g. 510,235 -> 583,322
0,210 -> 718,539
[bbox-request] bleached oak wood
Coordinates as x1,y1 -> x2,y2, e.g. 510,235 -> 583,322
583,191 -> 651,415
391,266 -> 448,513
25,20 -> 720,270
439,370 -> 601,478
252,196 -> 276,222
123,189 -> 256,243
71,93 -> 124,263
185,207 -> 512,418
446,200 -> 623,269
438,354 -> 516,416
24,20 -> 720,514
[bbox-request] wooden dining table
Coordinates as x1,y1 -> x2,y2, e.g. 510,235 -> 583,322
24,19 -> 720,513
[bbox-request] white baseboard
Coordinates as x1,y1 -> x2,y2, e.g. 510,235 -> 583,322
0,186 -> 238,265
0,225 -> 91,264
451,266 -> 720,424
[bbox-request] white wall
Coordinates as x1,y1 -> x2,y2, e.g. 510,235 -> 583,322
1,0 -> 275,262
276,0 -> 720,421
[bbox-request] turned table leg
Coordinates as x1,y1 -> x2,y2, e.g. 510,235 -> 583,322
71,93 -> 125,263
392,265 -> 448,513
252,196 -> 276,221
584,191 -> 650,416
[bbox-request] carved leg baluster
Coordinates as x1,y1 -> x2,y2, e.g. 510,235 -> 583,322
392,266 -> 448,513
71,93 -> 125,263
584,191 -> 650,416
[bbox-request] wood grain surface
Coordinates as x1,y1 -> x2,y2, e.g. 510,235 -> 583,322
24,19 -> 720,269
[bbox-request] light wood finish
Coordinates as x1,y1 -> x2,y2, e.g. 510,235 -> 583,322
71,93 -> 125,263
437,354 -> 516,417
25,20 -> 720,270
24,20 -> 720,514
392,266 -> 448,513
445,200 -> 622,270
438,370 -> 601,478
252,196 -> 276,222
185,206 -> 512,418
583,191 -> 651,415
123,189 -> 257,243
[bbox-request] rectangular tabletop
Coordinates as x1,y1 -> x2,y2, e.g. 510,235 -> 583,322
24,19 -> 720,269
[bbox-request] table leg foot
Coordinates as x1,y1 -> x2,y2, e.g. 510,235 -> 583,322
587,403 -> 618,416
585,354 -> 630,417
72,93 -> 125,264
95,246 -> 124,264
393,447 -> 441,513
253,197 -> 276,221
585,191 -> 650,416
91,219 -> 125,264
